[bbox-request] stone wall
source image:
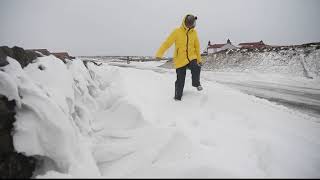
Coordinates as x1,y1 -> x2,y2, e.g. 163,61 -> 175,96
0,46 -> 39,178
0,46 -> 40,68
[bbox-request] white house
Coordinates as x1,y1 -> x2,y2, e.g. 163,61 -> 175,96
207,39 -> 237,54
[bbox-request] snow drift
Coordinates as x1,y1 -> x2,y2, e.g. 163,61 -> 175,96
0,55 -> 319,178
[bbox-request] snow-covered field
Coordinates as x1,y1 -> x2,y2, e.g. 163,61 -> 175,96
1,56 -> 320,178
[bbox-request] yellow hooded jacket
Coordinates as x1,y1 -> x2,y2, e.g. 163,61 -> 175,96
156,15 -> 202,69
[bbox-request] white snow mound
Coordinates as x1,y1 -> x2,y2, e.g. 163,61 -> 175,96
0,56 -> 319,178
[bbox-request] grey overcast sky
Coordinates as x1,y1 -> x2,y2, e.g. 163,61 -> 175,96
1,0 -> 320,56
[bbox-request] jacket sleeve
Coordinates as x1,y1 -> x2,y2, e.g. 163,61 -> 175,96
156,29 -> 177,58
194,30 -> 202,63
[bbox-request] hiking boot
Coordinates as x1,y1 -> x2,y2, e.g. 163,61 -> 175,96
196,85 -> 203,91
174,96 -> 181,101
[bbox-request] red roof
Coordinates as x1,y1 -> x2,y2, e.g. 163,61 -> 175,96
208,44 -> 225,49
239,41 -> 265,46
51,52 -> 72,60
51,52 -> 69,56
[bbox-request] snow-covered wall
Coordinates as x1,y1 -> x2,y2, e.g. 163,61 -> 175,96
203,44 -> 320,78
0,56 -> 109,177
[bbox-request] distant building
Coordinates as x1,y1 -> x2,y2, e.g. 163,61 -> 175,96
206,39 -> 237,54
51,52 -> 75,61
238,40 -> 268,48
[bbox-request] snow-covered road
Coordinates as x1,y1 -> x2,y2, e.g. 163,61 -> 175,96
208,81 -> 320,118
201,72 -> 320,119
109,61 -> 320,119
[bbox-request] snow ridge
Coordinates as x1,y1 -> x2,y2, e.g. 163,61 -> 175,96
203,46 -> 320,79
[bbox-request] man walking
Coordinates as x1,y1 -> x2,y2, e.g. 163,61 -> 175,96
156,14 -> 203,101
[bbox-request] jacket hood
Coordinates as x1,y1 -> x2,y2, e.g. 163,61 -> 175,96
181,14 -> 196,31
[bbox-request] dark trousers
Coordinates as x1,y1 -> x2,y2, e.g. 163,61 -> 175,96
175,59 -> 201,100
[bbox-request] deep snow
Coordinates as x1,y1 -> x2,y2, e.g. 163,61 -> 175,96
0,56 -> 320,178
